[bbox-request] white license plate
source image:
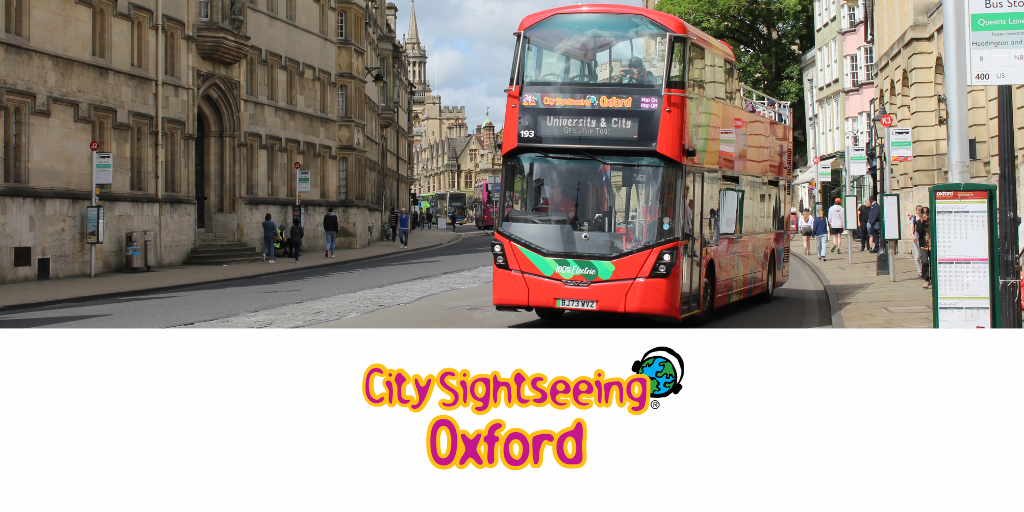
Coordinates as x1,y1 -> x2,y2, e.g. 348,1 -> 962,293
556,299 -> 597,310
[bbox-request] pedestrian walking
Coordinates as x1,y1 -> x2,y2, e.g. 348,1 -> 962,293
858,200 -> 871,251
262,213 -> 277,263
449,209 -> 457,232
916,208 -> 931,288
290,218 -> 304,263
426,209 -> 433,230
813,208 -> 829,261
323,207 -> 339,258
827,197 -> 845,253
909,205 -> 923,276
412,210 -> 419,232
388,207 -> 399,242
398,207 -> 411,248
797,208 -> 814,256
867,195 -> 881,252
279,226 -> 293,258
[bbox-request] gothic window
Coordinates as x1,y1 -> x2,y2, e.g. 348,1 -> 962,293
338,157 -> 348,199
267,0 -> 277,15
338,85 -> 346,116
287,65 -> 297,106
319,154 -> 329,199
164,126 -> 181,194
247,54 -> 258,96
286,146 -> 297,197
246,140 -> 259,196
165,28 -> 180,79
319,0 -> 327,35
337,10 -> 345,39
320,75 -> 329,114
5,0 -> 28,38
131,120 -> 150,192
268,144 -> 279,196
132,18 -> 149,71
286,0 -> 295,21
92,2 -> 111,60
199,0 -> 210,20
3,102 -> 29,184
267,60 -> 278,102
379,56 -> 388,107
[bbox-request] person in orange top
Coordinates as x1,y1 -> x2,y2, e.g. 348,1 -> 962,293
538,181 -> 576,218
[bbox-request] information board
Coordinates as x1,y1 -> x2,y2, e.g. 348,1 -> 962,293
934,190 -> 992,328
537,115 -> 639,139
849,146 -> 867,176
890,128 -> 913,162
966,0 -> 1024,86
93,152 -> 113,185
297,169 -> 311,193
845,195 -> 859,231
882,194 -> 901,241
818,159 -> 833,182
86,206 -> 104,245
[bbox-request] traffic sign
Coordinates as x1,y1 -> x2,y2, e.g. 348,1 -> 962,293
812,157 -> 821,165
294,162 -> 301,170
880,114 -> 894,128
966,1 -> 1024,86
890,128 -> 913,162
297,169 -> 311,193
90,141 -> 99,151
93,152 -> 113,185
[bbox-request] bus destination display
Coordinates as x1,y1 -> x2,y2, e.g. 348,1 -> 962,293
537,115 -> 640,139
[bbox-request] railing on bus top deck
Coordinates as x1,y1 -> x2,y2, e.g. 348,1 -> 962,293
739,85 -> 792,126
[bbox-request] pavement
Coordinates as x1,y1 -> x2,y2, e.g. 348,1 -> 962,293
790,235 -> 932,328
0,226 -> 487,312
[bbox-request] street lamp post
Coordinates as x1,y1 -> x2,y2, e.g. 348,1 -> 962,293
872,106 -> 896,281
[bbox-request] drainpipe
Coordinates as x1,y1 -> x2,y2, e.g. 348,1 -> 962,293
156,0 -> 163,200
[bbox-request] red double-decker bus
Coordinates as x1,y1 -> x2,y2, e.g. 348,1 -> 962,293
491,4 -> 794,324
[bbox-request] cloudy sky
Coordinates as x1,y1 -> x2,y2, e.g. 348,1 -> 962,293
389,0 -> 645,132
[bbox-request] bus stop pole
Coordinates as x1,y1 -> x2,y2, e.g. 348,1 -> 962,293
886,128 -> 895,282
997,85 -> 1022,328
845,155 -> 852,264
91,149 -> 96,278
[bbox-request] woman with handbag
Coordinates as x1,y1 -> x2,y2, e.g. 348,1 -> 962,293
797,208 -> 814,255
262,213 -> 277,263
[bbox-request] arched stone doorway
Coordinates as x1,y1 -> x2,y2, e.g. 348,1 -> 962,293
195,76 -> 240,239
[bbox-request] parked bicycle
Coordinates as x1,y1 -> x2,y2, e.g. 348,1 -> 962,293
381,223 -> 394,242
367,223 -> 374,246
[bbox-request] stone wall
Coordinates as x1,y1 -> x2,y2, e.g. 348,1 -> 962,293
240,203 -> 367,255
0,197 -> 195,284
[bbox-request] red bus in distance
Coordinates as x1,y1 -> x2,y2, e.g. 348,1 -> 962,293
492,4 -> 794,323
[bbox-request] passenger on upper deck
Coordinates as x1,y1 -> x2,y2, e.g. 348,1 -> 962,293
619,57 -> 655,84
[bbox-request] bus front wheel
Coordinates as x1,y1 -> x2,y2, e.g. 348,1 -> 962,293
535,307 -> 565,321
690,269 -> 715,327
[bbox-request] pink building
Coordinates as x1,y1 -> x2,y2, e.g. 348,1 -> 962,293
841,5 -> 875,152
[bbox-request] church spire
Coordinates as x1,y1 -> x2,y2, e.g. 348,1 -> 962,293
408,0 -> 420,44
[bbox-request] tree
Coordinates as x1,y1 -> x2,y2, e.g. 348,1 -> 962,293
654,0 -> 814,161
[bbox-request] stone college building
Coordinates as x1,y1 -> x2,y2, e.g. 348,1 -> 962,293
1,0 -> 415,284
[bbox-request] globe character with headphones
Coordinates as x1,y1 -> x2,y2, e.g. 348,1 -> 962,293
632,347 -> 684,398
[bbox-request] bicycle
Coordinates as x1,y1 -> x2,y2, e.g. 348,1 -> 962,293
381,223 -> 394,242
367,223 -> 374,246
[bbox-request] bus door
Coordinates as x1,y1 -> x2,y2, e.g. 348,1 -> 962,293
681,169 -> 703,314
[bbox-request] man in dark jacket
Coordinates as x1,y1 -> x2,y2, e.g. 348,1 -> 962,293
867,195 -> 881,252
323,207 -> 339,258
290,218 -> 304,263
388,207 -> 399,242
858,201 -> 871,251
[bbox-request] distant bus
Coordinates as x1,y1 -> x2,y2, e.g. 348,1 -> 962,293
473,180 -> 504,230
438,191 -> 469,224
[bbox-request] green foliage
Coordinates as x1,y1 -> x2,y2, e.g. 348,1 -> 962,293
654,0 -> 814,158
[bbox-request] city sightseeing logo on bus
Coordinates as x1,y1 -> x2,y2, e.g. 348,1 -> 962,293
359,346 -> 684,470
535,94 -> 636,109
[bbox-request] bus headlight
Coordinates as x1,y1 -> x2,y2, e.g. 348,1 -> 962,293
648,247 -> 678,278
492,239 -> 510,270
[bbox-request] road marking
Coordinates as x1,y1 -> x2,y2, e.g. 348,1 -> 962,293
179,266 -> 491,328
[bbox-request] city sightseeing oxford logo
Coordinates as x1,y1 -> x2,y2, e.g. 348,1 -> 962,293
632,347 -> 684,408
360,351 -> 684,470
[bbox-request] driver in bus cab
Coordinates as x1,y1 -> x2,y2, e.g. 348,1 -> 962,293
619,57 -> 654,84
536,180 -> 576,218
